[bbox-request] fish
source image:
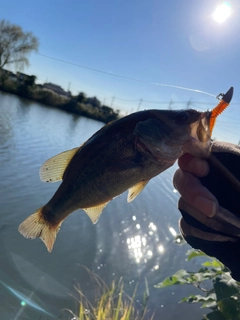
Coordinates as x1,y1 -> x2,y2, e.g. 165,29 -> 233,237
18,87 -> 234,252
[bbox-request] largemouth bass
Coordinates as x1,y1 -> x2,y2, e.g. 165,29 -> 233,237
19,87 -> 233,252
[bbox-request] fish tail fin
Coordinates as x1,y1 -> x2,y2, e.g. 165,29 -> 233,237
18,207 -> 62,253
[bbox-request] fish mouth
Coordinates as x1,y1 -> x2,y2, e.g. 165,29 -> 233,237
190,87 -> 234,157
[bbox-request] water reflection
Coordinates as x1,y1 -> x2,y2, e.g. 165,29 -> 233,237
169,226 -> 177,237
158,245 -> 165,253
10,252 -> 69,297
126,217 -> 166,265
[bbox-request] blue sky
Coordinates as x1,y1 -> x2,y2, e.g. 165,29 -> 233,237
1,0 -> 240,116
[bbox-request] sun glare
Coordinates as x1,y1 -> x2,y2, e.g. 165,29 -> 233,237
212,3 -> 232,23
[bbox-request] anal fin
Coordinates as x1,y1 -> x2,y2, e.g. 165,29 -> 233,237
40,147 -> 79,182
83,202 -> 109,224
127,180 -> 149,203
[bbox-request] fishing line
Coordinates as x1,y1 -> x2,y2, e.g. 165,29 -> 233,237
33,52 -> 216,98
0,39 -> 218,98
35,52 -> 144,83
151,83 -> 216,97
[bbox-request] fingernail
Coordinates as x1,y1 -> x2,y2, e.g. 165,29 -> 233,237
194,196 -> 217,218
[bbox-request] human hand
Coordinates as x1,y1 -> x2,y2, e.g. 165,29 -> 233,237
173,154 -> 218,218
174,141 -> 240,281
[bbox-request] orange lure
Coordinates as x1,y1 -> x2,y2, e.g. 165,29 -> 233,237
209,87 -> 234,136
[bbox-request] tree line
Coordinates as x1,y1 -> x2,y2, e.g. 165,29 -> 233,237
0,20 -> 119,123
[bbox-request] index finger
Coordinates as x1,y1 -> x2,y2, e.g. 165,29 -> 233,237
173,169 -> 218,217
178,154 -> 209,177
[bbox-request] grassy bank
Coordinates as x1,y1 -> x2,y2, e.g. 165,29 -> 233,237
0,80 -> 120,124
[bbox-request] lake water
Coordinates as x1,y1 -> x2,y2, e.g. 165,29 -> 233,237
0,91 -> 238,320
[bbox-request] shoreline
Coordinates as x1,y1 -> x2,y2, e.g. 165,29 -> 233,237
0,80 -> 120,124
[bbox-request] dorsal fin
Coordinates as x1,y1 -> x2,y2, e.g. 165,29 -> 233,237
83,202 -> 109,224
39,147 -> 79,182
127,180 -> 149,203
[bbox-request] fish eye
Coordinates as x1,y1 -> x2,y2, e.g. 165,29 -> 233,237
173,111 -> 190,124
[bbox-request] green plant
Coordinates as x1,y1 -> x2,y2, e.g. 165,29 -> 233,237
64,271 -> 154,320
156,247 -> 240,320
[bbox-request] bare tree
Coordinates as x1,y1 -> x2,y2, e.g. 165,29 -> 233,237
0,20 -> 39,71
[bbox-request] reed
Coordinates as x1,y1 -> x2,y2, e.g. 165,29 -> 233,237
65,271 -> 154,320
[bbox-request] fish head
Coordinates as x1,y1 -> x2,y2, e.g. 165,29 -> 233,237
134,87 -> 233,162
134,109 -> 210,162
191,86 -> 234,157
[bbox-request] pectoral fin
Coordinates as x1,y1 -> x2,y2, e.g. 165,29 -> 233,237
127,180 -> 149,203
40,147 -> 79,182
83,202 -> 109,224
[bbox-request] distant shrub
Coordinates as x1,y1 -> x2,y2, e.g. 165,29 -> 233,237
33,89 -> 62,106
0,80 -> 18,92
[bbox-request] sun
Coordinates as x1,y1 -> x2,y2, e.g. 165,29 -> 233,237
212,3 -> 232,23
